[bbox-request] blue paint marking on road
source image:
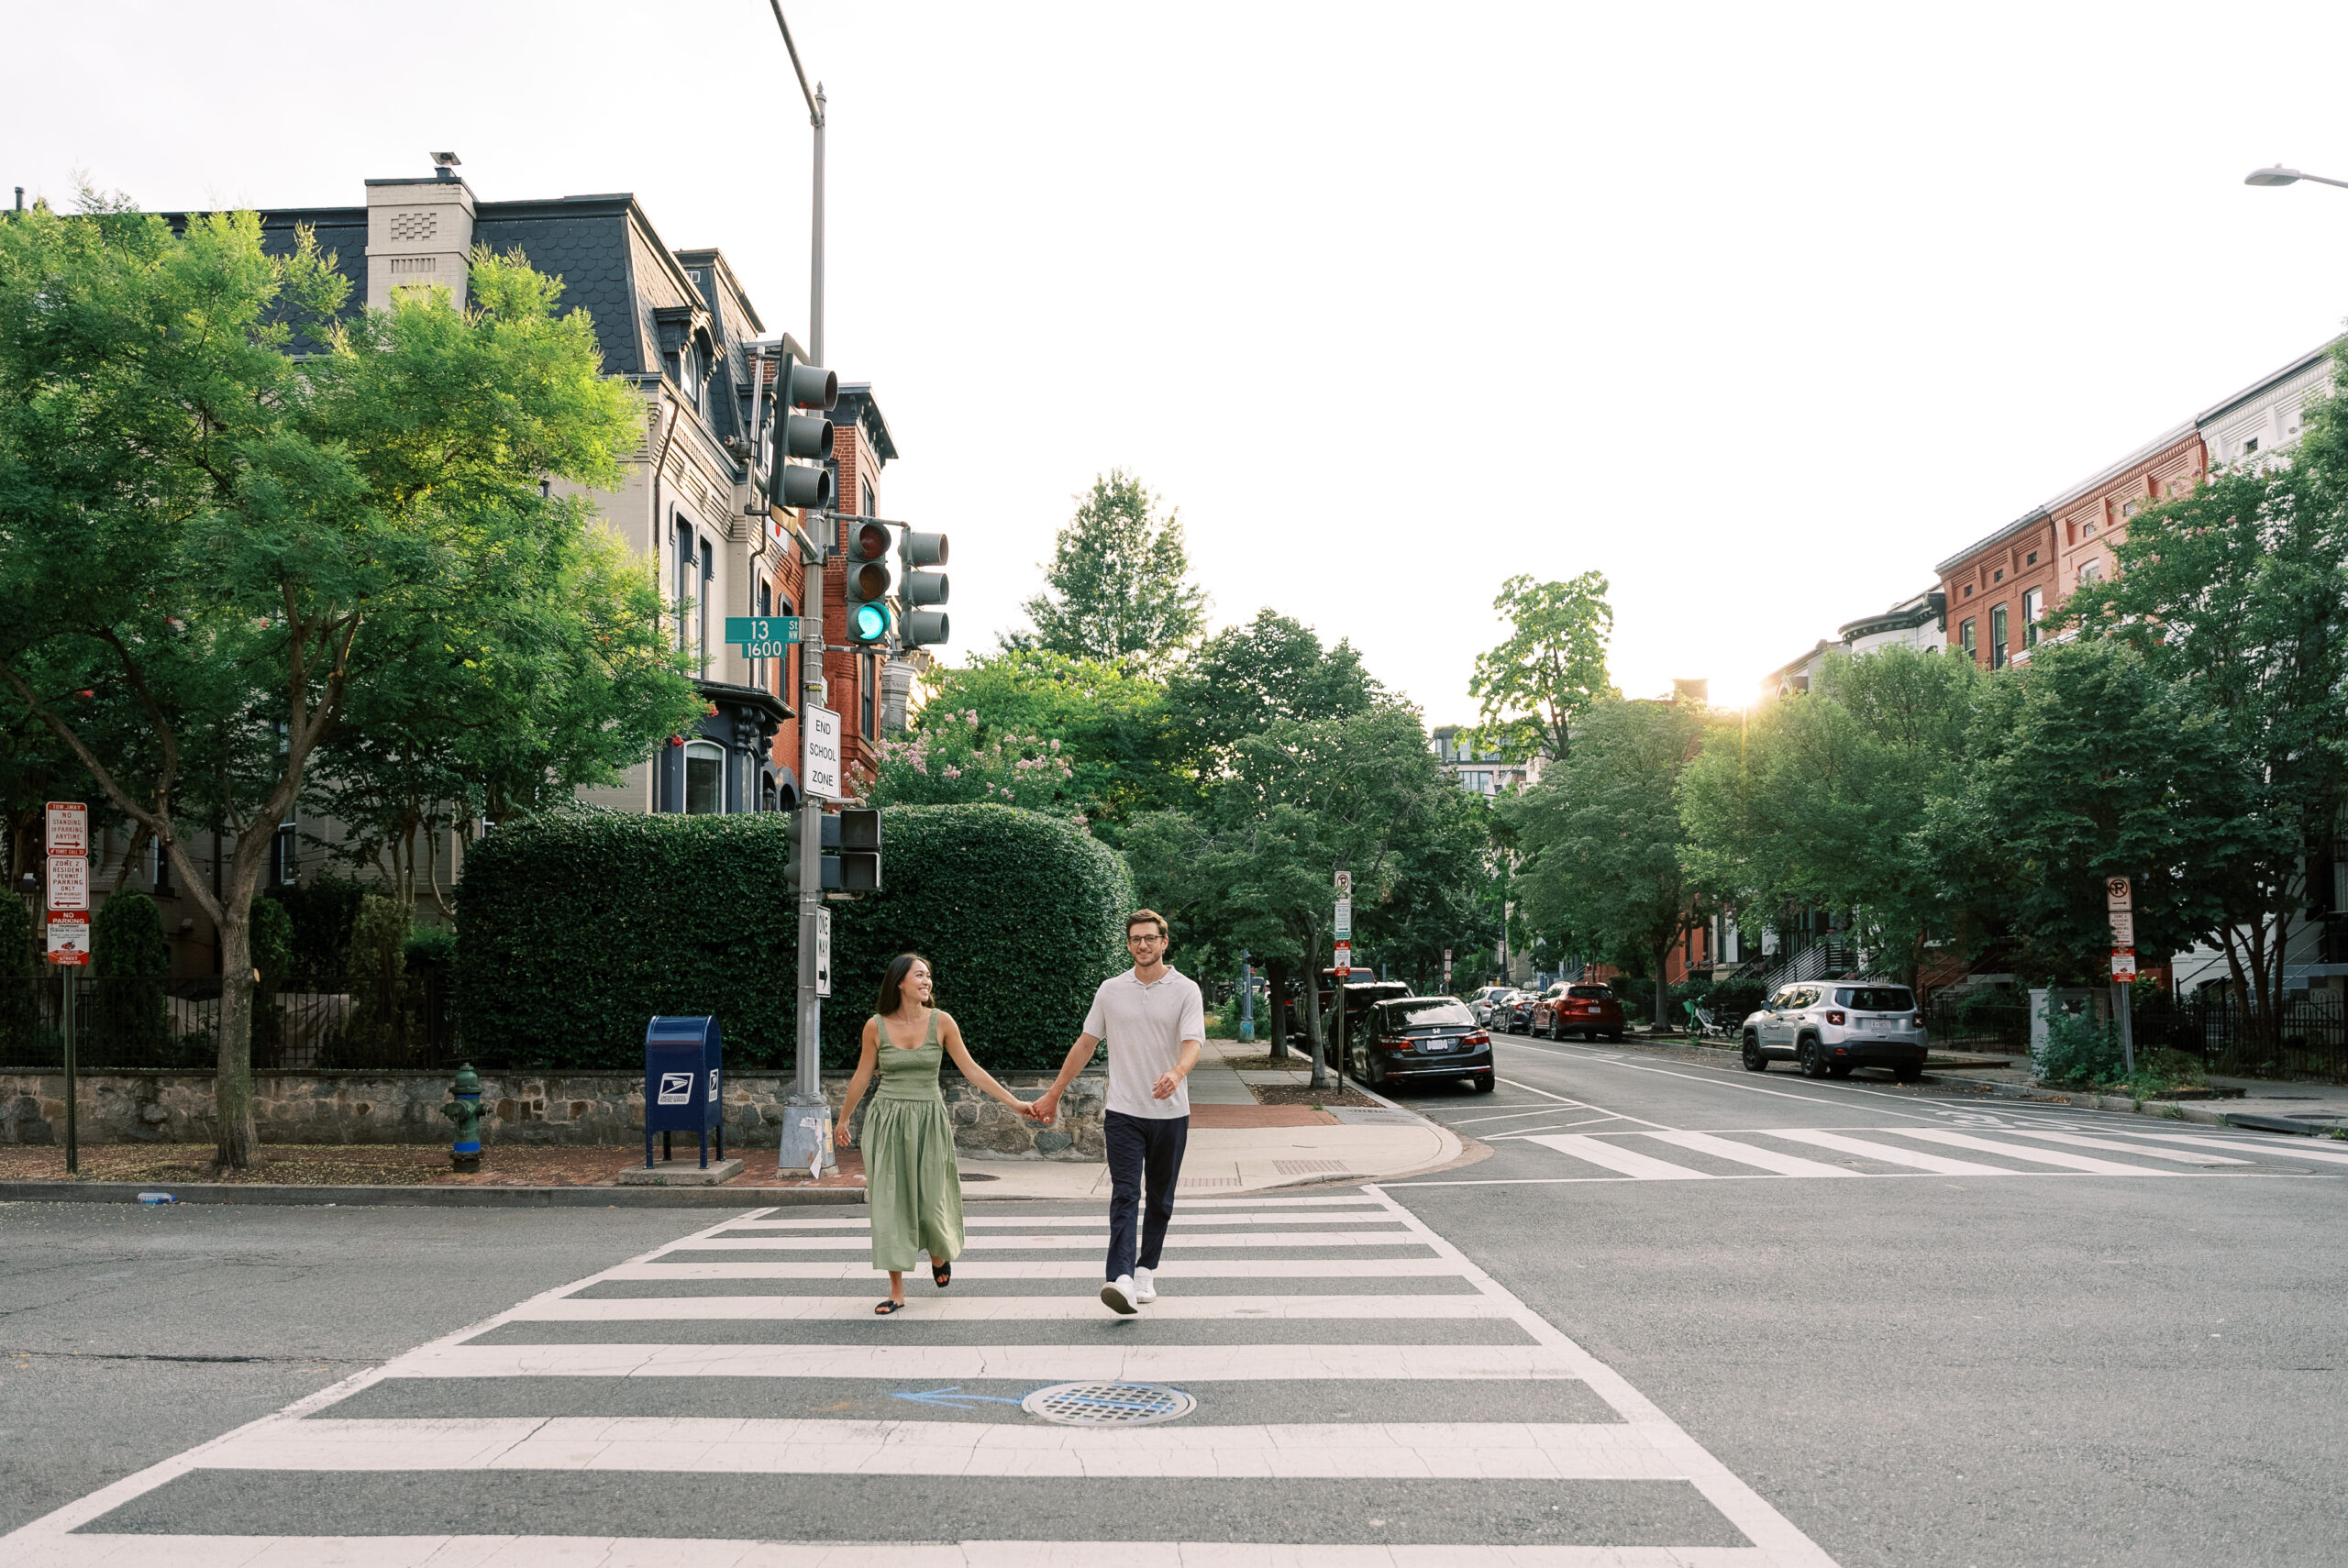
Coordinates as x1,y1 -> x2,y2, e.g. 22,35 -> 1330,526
892,1386 -> 1028,1409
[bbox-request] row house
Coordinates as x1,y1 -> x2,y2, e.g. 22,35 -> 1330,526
104,160 -> 903,977
1429,727 -> 1543,797
1760,587 -> 1945,701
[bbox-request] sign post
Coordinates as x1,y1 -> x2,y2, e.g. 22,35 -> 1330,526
1332,871 -> 1353,1093
46,802 -> 88,1175
2107,877 -> 2136,1075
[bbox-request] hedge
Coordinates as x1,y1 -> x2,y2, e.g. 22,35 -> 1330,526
452,803 -> 1134,1073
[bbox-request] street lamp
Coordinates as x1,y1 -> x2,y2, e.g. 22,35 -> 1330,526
2244,165 -> 2348,192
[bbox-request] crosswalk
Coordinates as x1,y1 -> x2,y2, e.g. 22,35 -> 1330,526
1466,1122 -> 2348,1182
1,1192 -> 1842,1567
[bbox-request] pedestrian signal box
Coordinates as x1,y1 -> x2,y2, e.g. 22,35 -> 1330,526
643,1015 -> 725,1170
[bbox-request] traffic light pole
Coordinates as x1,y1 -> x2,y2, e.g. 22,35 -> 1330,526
784,510 -> 834,1178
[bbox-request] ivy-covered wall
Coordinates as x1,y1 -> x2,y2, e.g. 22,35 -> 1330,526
452,804 -> 1133,1073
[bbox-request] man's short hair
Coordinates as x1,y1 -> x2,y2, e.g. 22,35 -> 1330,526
1127,909 -> 1170,941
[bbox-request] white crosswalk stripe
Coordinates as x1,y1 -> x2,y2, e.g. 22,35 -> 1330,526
0,1191 -> 1841,1566
1470,1123 -> 2333,1182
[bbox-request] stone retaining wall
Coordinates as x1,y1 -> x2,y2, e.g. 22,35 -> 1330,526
0,1069 -> 1105,1161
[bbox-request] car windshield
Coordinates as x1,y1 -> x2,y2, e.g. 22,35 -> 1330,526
1386,999 -> 1475,1028
1567,986 -> 1612,1000
1837,987 -> 1914,1012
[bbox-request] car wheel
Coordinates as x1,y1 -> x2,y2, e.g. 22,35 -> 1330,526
1742,1034 -> 1767,1072
1473,1073 -> 1496,1093
1798,1038 -> 1830,1078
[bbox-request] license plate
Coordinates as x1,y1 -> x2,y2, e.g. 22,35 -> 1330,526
1423,1039 -> 1456,1052
1861,1018 -> 1899,1032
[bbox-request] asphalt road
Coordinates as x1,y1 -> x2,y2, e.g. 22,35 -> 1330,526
1379,1034 -> 2348,1567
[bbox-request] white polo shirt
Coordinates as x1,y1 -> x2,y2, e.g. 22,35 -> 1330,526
1082,966 -> 1207,1120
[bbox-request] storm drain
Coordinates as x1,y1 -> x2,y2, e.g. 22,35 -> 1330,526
1021,1382 -> 1197,1427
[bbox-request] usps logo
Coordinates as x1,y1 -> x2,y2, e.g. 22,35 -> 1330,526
657,1072 -> 694,1105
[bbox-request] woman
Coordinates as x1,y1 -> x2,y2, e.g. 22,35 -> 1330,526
835,952 -> 1037,1314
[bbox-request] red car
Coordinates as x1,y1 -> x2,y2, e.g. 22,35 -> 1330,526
1531,982 -> 1625,1042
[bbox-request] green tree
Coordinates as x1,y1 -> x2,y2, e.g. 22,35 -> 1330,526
1162,610 -> 1379,782
0,202 -> 663,1166
1467,572 -> 1616,763
0,892 -> 39,1056
1505,697 -> 1713,1023
1678,646 -> 1981,988
1928,636 -> 2268,988
880,650 -> 1178,831
2060,400 -> 2348,1031
90,889 -> 172,1066
1013,470 -> 1207,670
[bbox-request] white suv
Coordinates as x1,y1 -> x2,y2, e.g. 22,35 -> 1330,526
1741,982 -> 1926,1081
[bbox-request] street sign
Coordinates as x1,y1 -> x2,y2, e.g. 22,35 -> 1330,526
1333,897 -> 1352,939
723,616 -> 809,660
2108,909 -> 2134,949
803,706 -> 842,800
46,853 -> 88,912
2110,949 -> 2138,981
1334,940 -> 1352,977
46,801 -> 86,855
815,909 -> 832,999
1334,869 -> 1352,896
2106,877 -> 2132,911
47,910 -> 90,965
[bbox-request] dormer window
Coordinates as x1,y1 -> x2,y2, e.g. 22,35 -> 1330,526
2243,436 -> 2260,455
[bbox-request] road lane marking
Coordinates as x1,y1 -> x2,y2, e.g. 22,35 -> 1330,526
1760,1128 -> 2014,1175
1891,1128 -> 2177,1174
604,1258 -> 1475,1281
670,1231 -> 1423,1252
728,1210 -> 1390,1231
510,1293 -> 1514,1321
23,1538 -> 1787,1566
1517,1134 -> 1714,1179
1640,1130 -> 1863,1178
387,1342 -> 1593,1382
196,1416 -> 1678,1480
1493,1077 -> 1676,1129
1996,1128 -> 2254,1164
1512,1041 -> 1957,1121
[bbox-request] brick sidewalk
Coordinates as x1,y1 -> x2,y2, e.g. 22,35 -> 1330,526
0,1144 -> 867,1188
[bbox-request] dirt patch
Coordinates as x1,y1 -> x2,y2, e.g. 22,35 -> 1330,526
1216,1055 -> 1316,1073
1249,1084 -> 1387,1110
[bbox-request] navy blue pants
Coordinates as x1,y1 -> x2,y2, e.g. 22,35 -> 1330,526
1104,1109 -> 1189,1281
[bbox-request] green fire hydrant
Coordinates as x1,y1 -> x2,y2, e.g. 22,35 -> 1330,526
439,1063 -> 487,1174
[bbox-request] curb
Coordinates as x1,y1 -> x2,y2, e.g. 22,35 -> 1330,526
1338,1077 -> 1468,1176
1959,1077 -> 2346,1135
0,1180 -> 866,1209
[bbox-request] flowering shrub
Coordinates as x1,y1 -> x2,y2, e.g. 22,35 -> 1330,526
869,708 -> 1084,823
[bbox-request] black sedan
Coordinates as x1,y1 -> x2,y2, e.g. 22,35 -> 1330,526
1348,997 -> 1495,1093
1502,990 -> 1543,1034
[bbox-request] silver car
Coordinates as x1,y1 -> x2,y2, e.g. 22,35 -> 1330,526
1468,986 -> 1519,1027
1741,982 -> 1927,1080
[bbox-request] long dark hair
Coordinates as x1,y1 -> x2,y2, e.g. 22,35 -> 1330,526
877,952 -> 932,1016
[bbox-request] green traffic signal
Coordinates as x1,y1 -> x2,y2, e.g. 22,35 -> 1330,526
849,602 -> 891,644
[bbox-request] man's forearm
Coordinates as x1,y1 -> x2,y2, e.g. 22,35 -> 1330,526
1046,1036 -> 1097,1097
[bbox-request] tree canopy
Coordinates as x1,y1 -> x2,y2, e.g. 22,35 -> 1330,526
1012,469 -> 1207,671
1467,571 -> 1615,762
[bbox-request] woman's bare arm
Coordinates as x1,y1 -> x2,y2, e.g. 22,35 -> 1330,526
833,1019 -> 881,1145
938,1012 -> 1033,1113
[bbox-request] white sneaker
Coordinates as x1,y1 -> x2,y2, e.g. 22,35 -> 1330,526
1101,1275 -> 1138,1316
1133,1267 -> 1157,1304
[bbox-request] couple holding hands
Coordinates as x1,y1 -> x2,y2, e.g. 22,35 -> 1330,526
834,910 -> 1206,1316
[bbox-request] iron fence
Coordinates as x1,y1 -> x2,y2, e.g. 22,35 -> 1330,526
0,968 -> 453,1072
1923,997 -> 2032,1050
2136,993 -> 2348,1083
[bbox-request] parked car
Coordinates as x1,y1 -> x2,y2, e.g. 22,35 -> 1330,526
1467,985 -> 1517,1026
1740,982 -> 1926,1079
1532,982 -> 1626,1042
1502,989 -> 1543,1034
1348,995 -> 1495,1092
1289,977 -> 1412,1045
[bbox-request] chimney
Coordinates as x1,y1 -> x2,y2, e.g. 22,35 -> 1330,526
364,153 -> 476,312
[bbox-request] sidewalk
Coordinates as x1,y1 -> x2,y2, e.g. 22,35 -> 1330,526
956,1033 -> 1465,1198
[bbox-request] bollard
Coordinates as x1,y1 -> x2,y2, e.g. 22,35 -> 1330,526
439,1063 -> 488,1174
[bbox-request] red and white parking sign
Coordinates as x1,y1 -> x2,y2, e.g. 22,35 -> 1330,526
48,910 -> 91,966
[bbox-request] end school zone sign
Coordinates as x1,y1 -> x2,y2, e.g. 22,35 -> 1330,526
803,706 -> 843,801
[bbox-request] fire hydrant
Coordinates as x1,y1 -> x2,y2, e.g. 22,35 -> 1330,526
439,1063 -> 488,1174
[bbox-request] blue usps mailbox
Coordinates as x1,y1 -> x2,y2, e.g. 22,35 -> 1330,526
642,1015 -> 724,1170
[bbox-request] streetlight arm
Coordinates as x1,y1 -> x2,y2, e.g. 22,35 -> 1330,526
768,0 -> 823,127
2246,165 -> 2348,192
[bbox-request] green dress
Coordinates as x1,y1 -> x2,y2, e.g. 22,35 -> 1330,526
862,1010 -> 966,1273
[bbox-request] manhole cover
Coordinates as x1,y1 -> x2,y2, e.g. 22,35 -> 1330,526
1021,1381 -> 1196,1427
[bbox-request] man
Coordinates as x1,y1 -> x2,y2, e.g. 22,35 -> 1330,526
1034,909 -> 1203,1316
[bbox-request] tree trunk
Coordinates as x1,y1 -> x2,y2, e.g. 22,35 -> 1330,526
1301,920 -> 1328,1089
214,903 -> 257,1169
1264,956 -> 1291,1061
1654,946 -> 1670,1035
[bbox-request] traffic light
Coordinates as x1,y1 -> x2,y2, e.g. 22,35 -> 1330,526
841,519 -> 892,647
784,808 -> 881,892
898,531 -> 951,649
837,808 -> 880,891
768,356 -> 836,511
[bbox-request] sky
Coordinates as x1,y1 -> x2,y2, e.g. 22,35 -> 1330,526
11,1 -> 2348,720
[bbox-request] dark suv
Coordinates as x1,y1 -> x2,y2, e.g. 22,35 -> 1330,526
1349,996 -> 1495,1093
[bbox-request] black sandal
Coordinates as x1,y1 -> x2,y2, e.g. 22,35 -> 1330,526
874,1298 -> 904,1315
931,1259 -> 952,1288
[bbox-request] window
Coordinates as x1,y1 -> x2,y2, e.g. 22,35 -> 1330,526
2082,520 -> 2098,537
672,521 -> 692,652
2078,559 -> 2102,586
2021,587 -> 2043,647
778,593 -> 796,701
753,579 -> 773,690
1963,584 -> 1974,599
271,812 -> 298,889
1959,618 -> 1977,661
2121,500 -> 2141,519
1990,604 -> 2008,670
2026,551 -> 2038,566
2243,436 -> 2261,455
1992,568 -> 2003,583
698,536 -> 714,675
1835,987 -> 1914,1012
684,741 -> 725,815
